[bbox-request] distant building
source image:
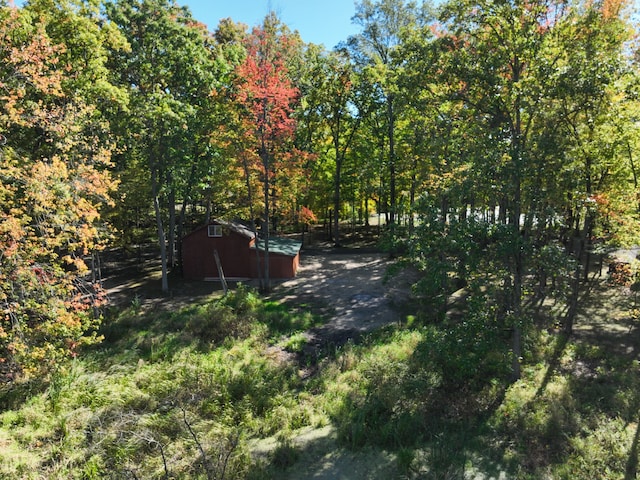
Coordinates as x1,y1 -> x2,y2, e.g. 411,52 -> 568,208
181,220 -> 302,280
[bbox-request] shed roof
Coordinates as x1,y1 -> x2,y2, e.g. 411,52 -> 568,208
253,237 -> 302,257
182,219 -> 256,242
216,219 -> 255,240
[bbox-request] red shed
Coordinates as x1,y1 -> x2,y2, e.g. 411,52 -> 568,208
181,220 -> 302,280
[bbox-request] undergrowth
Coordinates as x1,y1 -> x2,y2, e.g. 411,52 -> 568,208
0,283 -> 638,479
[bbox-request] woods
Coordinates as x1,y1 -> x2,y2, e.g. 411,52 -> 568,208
2,0 -> 638,392
1,0 -> 640,477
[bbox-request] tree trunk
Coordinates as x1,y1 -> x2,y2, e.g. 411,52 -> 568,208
261,146 -> 271,292
626,141 -> 639,212
510,61 -> 524,382
204,192 -> 212,224
409,155 -> 418,233
440,195 -> 448,225
511,320 -> 522,382
387,94 -> 396,227
241,152 -> 264,291
167,174 -> 176,269
510,181 -> 523,382
151,164 -> 169,294
333,154 -> 342,247
499,197 -> 508,224
564,260 -> 581,335
176,159 -> 200,273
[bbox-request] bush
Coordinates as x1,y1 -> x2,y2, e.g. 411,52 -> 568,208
417,305 -> 510,394
186,286 -> 259,346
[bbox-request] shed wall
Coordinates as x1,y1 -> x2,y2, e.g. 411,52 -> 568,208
182,228 -> 253,280
182,224 -> 300,280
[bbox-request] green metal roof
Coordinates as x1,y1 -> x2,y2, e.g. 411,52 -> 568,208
253,237 -> 302,257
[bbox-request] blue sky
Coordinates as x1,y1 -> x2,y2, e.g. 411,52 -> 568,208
12,0 -> 637,49
177,0 -> 360,49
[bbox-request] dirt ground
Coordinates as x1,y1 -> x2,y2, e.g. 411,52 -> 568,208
272,248 -> 401,353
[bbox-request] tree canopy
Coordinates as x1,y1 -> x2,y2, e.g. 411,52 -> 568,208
0,0 -> 638,384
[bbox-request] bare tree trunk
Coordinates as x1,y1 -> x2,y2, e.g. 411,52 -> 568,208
241,152 -> 263,290
151,164 -> 169,294
204,193 -> 211,224
176,162 -> 198,273
167,174 -> 176,269
387,94 -> 396,227
333,155 -> 342,247
409,155 -> 418,233
626,141 -> 639,211
260,144 -> 271,292
440,195 -> 448,225
510,68 -> 524,382
511,183 -> 523,382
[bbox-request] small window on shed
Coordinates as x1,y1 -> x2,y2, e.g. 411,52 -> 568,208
208,224 -> 222,237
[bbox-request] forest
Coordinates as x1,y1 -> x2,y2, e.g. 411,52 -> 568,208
1,0 -> 640,477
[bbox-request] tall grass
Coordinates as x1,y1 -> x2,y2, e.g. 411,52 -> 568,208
0,287 -> 324,479
0,283 -> 638,479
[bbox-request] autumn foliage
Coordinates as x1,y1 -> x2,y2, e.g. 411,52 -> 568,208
232,18 -> 311,287
0,6 -> 115,381
235,24 -> 299,147
0,0 -> 636,389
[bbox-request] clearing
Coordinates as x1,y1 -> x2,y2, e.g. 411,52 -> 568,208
104,245 -> 404,351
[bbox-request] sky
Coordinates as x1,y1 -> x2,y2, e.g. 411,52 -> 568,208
176,0 -> 360,49
10,0 -> 360,49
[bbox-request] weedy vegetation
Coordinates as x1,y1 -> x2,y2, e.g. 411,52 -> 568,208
0,282 -> 638,479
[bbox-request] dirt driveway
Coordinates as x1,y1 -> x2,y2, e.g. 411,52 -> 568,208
273,248 -> 401,353
254,248 -> 410,478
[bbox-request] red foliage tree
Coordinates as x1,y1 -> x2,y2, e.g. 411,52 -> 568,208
234,15 -> 301,290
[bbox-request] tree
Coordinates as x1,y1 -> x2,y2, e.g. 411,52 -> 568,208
348,0 -> 431,229
435,0 -> 577,379
0,4 -> 116,381
304,49 -> 366,246
549,0 -> 633,331
23,0 -> 129,110
234,13 -> 301,290
105,0 -> 218,293
406,0 -> 636,380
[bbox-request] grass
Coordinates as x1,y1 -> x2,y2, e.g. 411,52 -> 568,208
0,282 -> 639,479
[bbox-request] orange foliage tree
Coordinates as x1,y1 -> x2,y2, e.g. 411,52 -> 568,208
0,6 -> 116,381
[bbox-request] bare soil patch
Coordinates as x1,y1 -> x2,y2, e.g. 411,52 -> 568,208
273,248 -> 400,355
100,247 -> 226,309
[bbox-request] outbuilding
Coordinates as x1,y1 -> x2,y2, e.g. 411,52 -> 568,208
181,220 -> 302,281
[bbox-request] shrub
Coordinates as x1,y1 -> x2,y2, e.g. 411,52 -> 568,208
186,287 -> 259,346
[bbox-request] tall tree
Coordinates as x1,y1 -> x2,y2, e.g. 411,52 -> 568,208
424,0 -> 634,378
348,0 -> 430,228
234,13 -> 301,291
550,0 -> 633,331
436,0 -> 568,380
306,49 -> 366,246
105,0 -> 217,293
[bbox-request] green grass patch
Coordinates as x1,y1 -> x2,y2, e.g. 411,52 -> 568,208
0,288 -> 322,479
1,283 -> 639,479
